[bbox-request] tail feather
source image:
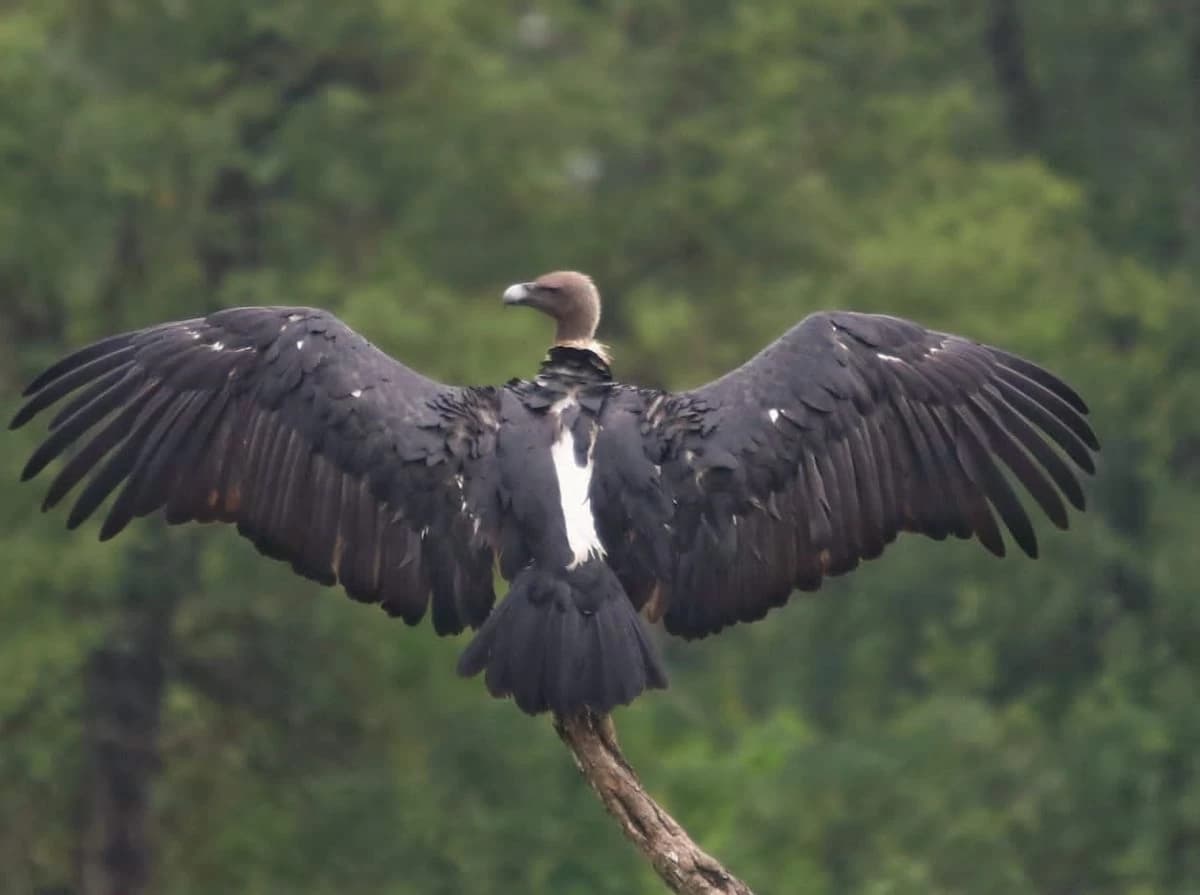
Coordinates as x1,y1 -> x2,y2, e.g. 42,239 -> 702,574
457,561 -> 667,715
510,599 -> 547,705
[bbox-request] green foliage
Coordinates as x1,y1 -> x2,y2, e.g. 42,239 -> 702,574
1,1 -> 1197,892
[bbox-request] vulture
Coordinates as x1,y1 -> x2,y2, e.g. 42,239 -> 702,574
11,272 -> 1099,715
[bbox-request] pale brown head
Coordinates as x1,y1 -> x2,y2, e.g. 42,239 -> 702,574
502,271 -> 604,354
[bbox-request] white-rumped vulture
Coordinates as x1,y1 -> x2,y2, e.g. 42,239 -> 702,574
12,272 -> 1099,715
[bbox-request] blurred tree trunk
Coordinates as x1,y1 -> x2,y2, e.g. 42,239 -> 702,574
74,108 -> 262,886
985,0 -> 1043,150
66,36 -> 372,891
75,527 -> 194,895
77,591 -> 174,895
68,193 -> 168,895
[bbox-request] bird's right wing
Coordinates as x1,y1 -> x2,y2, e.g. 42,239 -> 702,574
643,311 -> 1099,639
11,307 -> 501,634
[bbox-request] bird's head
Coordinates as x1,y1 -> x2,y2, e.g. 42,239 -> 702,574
503,271 -> 603,351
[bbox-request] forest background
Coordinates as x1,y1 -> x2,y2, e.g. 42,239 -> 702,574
1,2 -> 1198,893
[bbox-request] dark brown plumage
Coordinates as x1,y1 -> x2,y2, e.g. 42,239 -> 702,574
11,275 -> 1099,714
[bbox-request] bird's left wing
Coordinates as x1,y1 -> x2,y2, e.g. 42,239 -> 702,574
642,311 -> 1099,639
11,307 -> 501,634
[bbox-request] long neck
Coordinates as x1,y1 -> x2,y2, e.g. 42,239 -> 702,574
553,286 -> 601,347
554,312 -> 598,346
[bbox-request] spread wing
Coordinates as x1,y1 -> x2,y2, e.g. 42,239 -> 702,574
11,307 -> 500,634
645,311 -> 1099,639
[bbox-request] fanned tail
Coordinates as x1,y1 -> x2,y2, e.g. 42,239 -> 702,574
456,561 -> 667,715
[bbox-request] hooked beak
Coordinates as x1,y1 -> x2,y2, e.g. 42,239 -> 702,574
502,282 -> 533,306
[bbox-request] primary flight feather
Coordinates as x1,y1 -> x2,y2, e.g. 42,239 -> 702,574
12,272 -> 1099,715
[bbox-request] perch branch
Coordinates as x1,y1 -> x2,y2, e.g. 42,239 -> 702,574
553,710 -> 755,895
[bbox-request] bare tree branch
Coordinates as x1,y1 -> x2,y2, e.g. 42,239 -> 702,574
553,710 -> 755,895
